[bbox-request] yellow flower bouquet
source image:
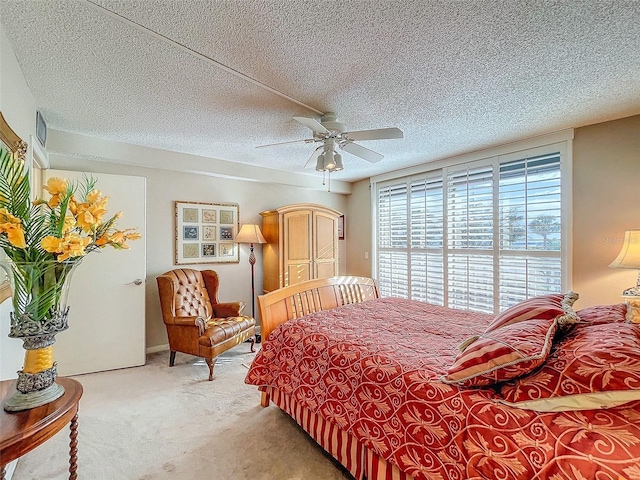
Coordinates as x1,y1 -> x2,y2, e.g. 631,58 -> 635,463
0,144 -> 140,410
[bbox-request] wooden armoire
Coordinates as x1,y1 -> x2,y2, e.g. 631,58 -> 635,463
260,203 -> 341,293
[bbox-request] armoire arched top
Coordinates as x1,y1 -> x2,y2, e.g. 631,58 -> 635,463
260,203 -> 342,293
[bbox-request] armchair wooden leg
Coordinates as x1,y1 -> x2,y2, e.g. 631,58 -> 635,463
205,357 -> 218,381
249,336 -> 256,353
169,350 -> 176,367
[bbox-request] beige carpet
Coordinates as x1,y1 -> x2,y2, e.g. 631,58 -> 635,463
13,347 -> 353,480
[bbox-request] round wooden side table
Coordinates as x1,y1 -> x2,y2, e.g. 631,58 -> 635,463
0,377 -> 83,480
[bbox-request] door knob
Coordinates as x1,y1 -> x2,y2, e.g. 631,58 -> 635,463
127,279 -> 143,286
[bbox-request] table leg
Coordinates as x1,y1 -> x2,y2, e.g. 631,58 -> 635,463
69,413 -> 78,480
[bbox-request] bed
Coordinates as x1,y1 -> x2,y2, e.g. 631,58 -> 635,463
245,276 -> 640,480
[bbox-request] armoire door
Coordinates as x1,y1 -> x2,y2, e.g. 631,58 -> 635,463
313,211 -> 339,279
283,210 -> 312,286
45,169 -> 146,376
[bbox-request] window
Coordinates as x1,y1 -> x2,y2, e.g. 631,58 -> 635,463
378,183 -> 409,298
447,164 -> 495,312
374,143 -> 567,314
498,153 -> 562,311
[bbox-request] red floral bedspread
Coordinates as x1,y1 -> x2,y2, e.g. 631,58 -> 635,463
245,297 -> 640,480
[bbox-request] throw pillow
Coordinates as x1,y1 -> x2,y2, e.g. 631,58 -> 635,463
626,298 -> 640,323
441,317 -> 557,387
575,303 -> 627,326
458,291 -> 579,351
498,321 -> 640,411
486,291 -> 579,331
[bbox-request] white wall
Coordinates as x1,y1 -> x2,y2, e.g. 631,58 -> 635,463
48,150 -> 348,350
0,26 -> 39,380
0,28 -> 36,137
346,179 -> 373,277
0,22 -> 348,373
572,115 -> 640,308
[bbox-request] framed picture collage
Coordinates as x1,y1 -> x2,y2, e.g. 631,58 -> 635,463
174,201 -> 240,264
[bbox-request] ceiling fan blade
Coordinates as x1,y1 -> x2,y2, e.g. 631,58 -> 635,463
343,127 -> 404,141
304,146 -> 323,168
341,141 -> 384,163
256,138 -> 315,149
293,116 -> 330,135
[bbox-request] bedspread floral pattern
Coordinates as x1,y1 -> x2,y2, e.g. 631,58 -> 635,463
246,298 -> 640,480
501,310 -> 640,407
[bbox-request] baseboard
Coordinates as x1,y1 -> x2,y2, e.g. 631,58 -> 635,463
146,344 -> 169,354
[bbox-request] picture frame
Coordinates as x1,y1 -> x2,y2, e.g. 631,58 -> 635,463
182,208 -> 198,223
183,226 -> 198,240
220,210 -> 234,224
202,243 -> 216,257
203,226 -> 217,240
219,226 -> 234,240
218,243 -> 236,257
202,209 -> 217,223
36,110 -> 47,148
174,201 -> 240,264
338,214 -> 345,240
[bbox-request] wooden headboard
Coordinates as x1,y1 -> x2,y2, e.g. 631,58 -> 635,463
257,276 -> 379,341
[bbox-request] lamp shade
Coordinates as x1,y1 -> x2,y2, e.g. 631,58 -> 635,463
333,153 -> 343,171
609,229 -> 640,269
324,150 -> 335,170
235,224 -> 266,244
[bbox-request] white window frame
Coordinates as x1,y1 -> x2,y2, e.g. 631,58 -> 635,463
371,131 -> 573,313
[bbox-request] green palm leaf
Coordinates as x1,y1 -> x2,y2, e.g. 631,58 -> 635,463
0,148 -> 30,221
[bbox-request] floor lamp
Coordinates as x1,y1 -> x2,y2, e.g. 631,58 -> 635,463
235,224 -> 267,339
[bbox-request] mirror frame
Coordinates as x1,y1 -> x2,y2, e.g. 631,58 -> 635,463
0,111 -> 28,303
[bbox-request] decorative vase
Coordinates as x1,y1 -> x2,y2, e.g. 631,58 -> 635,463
1,259 -> 80,412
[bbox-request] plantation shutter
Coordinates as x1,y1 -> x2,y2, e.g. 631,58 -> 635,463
498,153 -> 562,310
377,182 -> 409,298
374,142 -> 566,315
410,176 -> 444,305
446,165 -> 494,313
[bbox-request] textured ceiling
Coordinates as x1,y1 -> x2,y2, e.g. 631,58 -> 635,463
1,0 -> 639,184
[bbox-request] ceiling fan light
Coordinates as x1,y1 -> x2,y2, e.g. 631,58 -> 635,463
333,153 -> 343,171
316,154 -> 325,171
324,150 -> 335,170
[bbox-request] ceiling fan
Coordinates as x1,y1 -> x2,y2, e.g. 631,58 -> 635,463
256,112 -> 403,173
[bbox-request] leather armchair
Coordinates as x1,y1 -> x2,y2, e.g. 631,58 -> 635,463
156,268 -> 256,380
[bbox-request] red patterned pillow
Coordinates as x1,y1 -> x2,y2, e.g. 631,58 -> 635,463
441,318 -> 557,387
457,291 -> 579,352
575,303 -> 628,326
487,291 -> 579,331
499,321 -> 640,411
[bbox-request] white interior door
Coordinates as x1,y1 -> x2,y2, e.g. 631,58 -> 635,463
44,169 -> 146,376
